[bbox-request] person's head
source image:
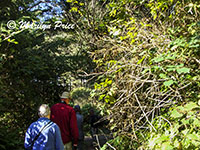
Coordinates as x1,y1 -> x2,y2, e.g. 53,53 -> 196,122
90,109 -> 94,115
74,105 -> 81,113
38,104 -> 50,118
60,91 -> 71,104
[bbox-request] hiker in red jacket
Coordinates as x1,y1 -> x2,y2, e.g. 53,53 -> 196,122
51,92 -> 79,150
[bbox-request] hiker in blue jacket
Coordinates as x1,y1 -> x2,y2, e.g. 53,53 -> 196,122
74,105 -> 84,150
24,104 -> 64,150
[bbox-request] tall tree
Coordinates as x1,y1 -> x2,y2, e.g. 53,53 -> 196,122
0,0 -> 94,149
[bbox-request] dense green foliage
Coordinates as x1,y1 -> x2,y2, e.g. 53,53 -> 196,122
0,0 -> 94,149
89,0 -> 200,149
148,102 -> 200,149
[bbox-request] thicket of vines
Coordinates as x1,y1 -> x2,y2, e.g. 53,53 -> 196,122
88,0 -> 200,149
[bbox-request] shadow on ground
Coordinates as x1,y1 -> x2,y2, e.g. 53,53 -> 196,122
83,135 -> 110,150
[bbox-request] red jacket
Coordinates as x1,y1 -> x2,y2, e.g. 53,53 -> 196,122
50,102 -> 79,145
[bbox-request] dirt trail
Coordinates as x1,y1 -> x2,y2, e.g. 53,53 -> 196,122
83,135 -> 109,150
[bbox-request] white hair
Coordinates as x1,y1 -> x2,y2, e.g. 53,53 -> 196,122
38,104 -> 50,117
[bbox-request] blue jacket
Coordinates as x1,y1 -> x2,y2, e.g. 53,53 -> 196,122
24,117 -> 64,150
76,112 -> 84,140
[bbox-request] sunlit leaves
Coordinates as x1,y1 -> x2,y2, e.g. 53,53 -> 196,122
149,101 -> 200,149
152,52 -> 177,63
7,38 -> 18,44
147,0 -> 174,20
86,0 -> 200,149
164,80 -> 174,87
137,55 -> 146,65
171,109 -> 183,118
70,7 -> 78,12
184,102 -> 198,111
177,67 -> 190,74
159,73 -> 168,79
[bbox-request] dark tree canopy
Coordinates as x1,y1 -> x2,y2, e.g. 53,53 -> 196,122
0,0 -> 200,149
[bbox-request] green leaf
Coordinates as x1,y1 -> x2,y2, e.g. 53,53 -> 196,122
184,102 -> 198,111
177,64 -> 184,68
174,139 -> 180,148
70,7 -> 78,12
142,68 -> 150,74
171,45 -> 178,50
137,55 -> 145,64
107,80 -> 112,85
153,66 -> 163,70
176,67 -> 190,74
7,38 -> 19,44
161,142 -> 173,150
153,56 -> 164,63
182,129 -> 189,136
187,134 -> 199,141
110,124 -> 116,130
166,68 -> 176,72
192,76 -> 198,81
155,135 -> 169,144
193,118 -> 200,127
99,94 -> 105,100
79,2 -> 84,6
99,23 -> 104,27
176,106 -> 184,111
181,118 -> 190,125
166,55 -> 176,60
171,109 -> 183,118
159,73 -> 168,79
104,95 -> 115,104
94,83 -> 101,89
164,80 -> 174,86
153,14 -> 157,20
